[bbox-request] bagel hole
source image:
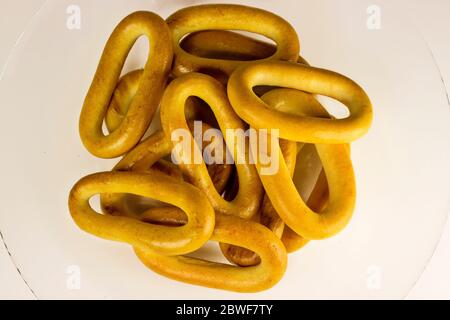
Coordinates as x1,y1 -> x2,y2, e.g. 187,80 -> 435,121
234,30 -> 277,45
222,167 -> 238,201
316,95 -> 350,119
252,85 -> 281,97
292,144 -> 329,210
185,242 -> 234,265
180,30 -> 276,61
183,97 -> 236,195
93,192 -> 179,219
123,195 -> 173,215
101,192 -> 190,227
101,121 -> 109,135
139,207 -> 188,227
121,35 -> 149,77
221,244 -> 261,267
103,35 -> 151,136
89,194 -> 102,213
184,96 -> 220,128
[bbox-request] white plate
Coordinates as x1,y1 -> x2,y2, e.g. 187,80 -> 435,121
0,0 -> 449,299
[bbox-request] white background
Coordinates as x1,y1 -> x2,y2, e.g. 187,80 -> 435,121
0,0 -> 449,299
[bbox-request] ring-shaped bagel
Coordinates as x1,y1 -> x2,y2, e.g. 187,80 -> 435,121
228,61 -> 373,144
251,88 -> 355,240
68,170 -> 215,256
79,11 -> 173,158
160,72 -> 263,218
181,30 -> 309,66
167,4 -> 299,77
135,214 -> 287,292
